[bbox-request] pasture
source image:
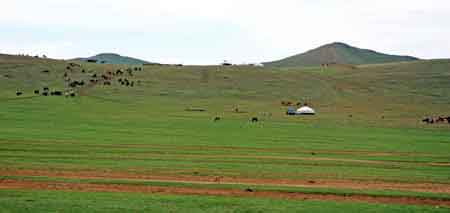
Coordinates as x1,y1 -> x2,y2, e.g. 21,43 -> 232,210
0,55 -> 449,212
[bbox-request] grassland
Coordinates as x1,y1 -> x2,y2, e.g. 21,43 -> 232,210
0,54 -> 449,212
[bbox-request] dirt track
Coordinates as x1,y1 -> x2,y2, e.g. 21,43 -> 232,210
2,169 -> 449,194
1,179 -> 449,207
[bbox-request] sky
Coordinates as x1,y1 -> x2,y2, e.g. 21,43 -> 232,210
0,0 -> 449,64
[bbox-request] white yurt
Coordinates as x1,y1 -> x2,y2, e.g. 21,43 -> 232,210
296,106 -> 316,115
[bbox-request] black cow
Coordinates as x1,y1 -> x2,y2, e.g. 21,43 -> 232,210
43,87 -> 49,91
51,91 -> 62,96
34,90 -> 40,94
42,92 -> 49,96
214,117 -> 221,122
251,117 -> 258,122
16,91 -> 22,96
422,118 -> 432,124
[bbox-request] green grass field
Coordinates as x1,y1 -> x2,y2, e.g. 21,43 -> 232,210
0,55 -> 449,212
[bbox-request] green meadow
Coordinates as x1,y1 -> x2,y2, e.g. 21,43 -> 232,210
0,55 -> 449,211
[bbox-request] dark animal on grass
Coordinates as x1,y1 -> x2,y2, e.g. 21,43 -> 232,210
43,87 -> 49,91
16,91 -> 22,96
126,81 -> 130,86
66,66 -> 71,70
41,70 -> 50,73
436,117 -> 445,123
445,117 -> 450,124
214,117 -> 221,122
422,118 -> 432,124
42,92 -> 49,96
130,81 -> 134,87
70,93 -> 76,97
245,188 -> 254,192
92,74 -> 97,78
51,91 -> 62,96
116,70 -> 123,75
82,69 -> 86,73
251,117 -> 258,122
104,81 -> 111,86
63,72 -> 68,77
34,90 -> 39,94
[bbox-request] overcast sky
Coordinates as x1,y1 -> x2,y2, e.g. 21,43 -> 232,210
1,0 -> 449,64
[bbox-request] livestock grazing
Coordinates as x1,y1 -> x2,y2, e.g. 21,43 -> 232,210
81,69 -> 86,73
42,92 -> 49,96
436,117 -> 445,123
92,74 -> 97,78
16,91 -> 22,96
41,70 -> 50,73
66,66 -> 71,70
51,91 -> 63,96
34,90 -> 39,94
446,117 -> 450,123
130,81 -> 134,87
63,73 -> 68,77
245,188 -> 254,192
70,93 -> 76,97
214,117 -> 221,122
251,117 -> 258,122
43,87 -> 49,91
116,70 -> 123,75
126,81 -> 130,86
134,67 -> 138,71
422,118 -> 432,124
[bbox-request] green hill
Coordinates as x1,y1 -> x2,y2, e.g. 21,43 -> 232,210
265,42 -> 419,68
74,53 -> 154,65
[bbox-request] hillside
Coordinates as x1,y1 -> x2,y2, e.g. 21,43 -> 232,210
74,53 -> 154,65
265,42 -> 419,68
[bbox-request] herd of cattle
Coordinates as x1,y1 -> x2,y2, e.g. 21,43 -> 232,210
422,116 -> 450,124
15,62 -> 142,98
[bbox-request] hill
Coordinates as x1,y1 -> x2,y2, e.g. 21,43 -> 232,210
264,42 -> 419,68
74,53 -> 154,65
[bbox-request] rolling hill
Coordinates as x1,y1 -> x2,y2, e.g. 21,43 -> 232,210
74,53 -> 154,65
264,42 -> 419,68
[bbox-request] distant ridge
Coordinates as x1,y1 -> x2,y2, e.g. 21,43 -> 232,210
74,53 -> 155,65
264,42 -> 419,68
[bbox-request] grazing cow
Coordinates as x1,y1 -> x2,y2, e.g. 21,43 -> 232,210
245,188 -> 254,192
42,92 -> 49,96
130,81 -> 134,87
126,81 -> 130,86
422,118 -> 432,124
43,87 -> 49,91
70,93 -> 76,97
445,117 -> 450,124
63,73 -> 68,77
82,69 -> 86,73
16,91 -> 22,96
436,117 -> 446,123
34,90 -> 40,94
51,91 -> 62,96
92,74 -> 97,78
41,70 -> 50,73
214,117 -> 221,122
66,66 -> 71,70
251,117 -> 258,122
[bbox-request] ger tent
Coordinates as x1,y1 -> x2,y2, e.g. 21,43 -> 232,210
296,106 -> 316,115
